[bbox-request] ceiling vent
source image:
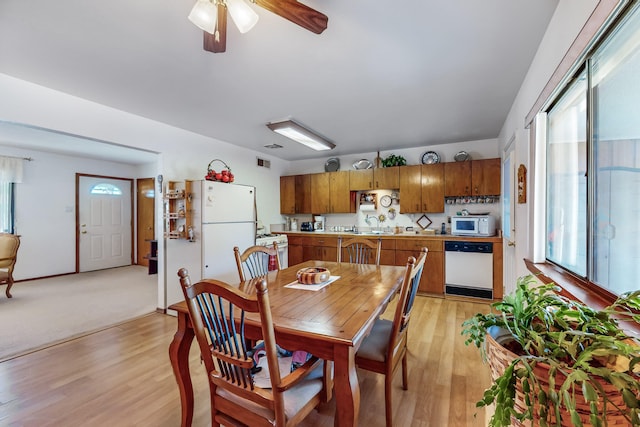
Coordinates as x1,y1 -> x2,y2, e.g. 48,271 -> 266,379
257,157 -> 271,169
264,143 -> 283,149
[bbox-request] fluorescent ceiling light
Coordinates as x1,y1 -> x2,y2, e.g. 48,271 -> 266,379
266,119 -> 335,151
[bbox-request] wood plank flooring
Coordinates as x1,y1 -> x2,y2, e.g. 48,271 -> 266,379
0,295 -> 492,426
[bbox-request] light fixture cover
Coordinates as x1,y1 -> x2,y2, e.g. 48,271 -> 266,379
267,120 -> 335,151
226,0 -> 259,34
188,0 -> 218,34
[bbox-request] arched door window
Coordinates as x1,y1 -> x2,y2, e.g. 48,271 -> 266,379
90,183 -> 123,196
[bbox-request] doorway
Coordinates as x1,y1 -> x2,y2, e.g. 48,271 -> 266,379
136,177 -> 155,267
76,174 -> 133,272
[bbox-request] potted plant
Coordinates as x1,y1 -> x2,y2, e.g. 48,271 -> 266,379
380,154 -> 406,167
462,275 -> 640,427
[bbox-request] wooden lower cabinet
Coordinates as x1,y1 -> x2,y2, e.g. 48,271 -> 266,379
395,239 -> 444,295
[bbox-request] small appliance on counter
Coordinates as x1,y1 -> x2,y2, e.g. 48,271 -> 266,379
314,216 -> 326,232
451,215 -> 496,237
300,222 -> 314,232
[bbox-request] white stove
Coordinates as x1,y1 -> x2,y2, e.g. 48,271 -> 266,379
255,233 -> 288,268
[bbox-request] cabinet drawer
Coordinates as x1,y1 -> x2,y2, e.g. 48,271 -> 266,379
395,239 -> 443,252
302,236 -> 338,247
287,235 -> 305,245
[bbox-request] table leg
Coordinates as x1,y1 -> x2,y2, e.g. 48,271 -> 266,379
333,345 -> 360,427
169,311 -> 195,427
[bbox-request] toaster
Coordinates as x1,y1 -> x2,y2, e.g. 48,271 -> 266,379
300,222 -> 314,232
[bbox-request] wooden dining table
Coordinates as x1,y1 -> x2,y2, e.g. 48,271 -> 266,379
168,260 -> 407,427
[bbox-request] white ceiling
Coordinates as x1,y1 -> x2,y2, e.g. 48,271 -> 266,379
0,0 -> 558,162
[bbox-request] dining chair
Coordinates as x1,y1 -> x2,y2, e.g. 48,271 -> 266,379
234,243 -> 281,282
177,268 -> 329,427
355,247 -> 428,427
0,233 -> 21,298
337,237 -> 381,265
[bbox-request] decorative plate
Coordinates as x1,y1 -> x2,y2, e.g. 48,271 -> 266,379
416,214 -> 432,230
454,151 -> 470,162
421,151 -> 440,164
352,159 -> 373,170
324,157 -> 340,172
380,195 -> 392,208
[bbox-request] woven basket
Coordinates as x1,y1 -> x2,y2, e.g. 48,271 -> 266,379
205,159 -> 234,183
486,332 -> 632,427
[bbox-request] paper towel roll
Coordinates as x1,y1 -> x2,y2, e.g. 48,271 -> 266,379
359,203 -> 376,212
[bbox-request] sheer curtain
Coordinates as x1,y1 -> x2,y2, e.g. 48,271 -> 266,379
0,156 -> 24,183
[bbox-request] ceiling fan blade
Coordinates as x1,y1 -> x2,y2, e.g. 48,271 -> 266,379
254,0 -> 328,34
203,3 -> 227,53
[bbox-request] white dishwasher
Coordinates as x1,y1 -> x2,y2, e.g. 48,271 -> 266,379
445,241 -> 494,299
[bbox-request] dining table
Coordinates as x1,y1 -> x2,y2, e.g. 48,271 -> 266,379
168,260 -> 407,427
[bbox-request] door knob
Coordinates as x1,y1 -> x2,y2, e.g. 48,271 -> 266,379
81,230 -> 87,234
507,240 -> 515,247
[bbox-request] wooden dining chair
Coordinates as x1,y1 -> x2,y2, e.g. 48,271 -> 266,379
234,243 -> 281,282
177,268 -> 329,427
355,247 -> 428,427
337,237 -> 381,265
0,233 -> 21,298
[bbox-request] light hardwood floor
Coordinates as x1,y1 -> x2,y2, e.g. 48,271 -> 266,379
0,295 -> 492,426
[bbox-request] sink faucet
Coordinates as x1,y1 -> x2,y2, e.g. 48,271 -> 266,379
365,215 -> 380,232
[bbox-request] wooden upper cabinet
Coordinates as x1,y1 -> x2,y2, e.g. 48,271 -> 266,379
329,171 -> 353,213
295,174 -> 312,214
444,161 -> 472,197
374,166 -> 399,189
421,163 -> 444,213
310,173 -> 330,213
399,165 -> 422,213
349,169 -> 373,190
280,176 -> 296,214
472,158 -> 501,196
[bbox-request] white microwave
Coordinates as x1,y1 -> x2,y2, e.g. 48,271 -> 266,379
451,215 -> 496,237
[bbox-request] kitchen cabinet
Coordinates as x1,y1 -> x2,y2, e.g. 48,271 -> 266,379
395,239 -> 444,294
280,175 -> 312,214
301,235 -> 338,262
471,158 -> 501,196
164,180 -> 194,240
311,171 -> 354,214
444,158 -> 501,197
349,166 -> 399,190
399,164 -> 444,213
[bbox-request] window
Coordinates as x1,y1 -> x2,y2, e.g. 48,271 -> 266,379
90,183 -> 123,195
0,182 -> 14,233
545,4 -> 640,296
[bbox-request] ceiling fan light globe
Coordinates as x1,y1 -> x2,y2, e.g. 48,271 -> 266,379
188,0 -> 218,34
226,0 -> 259,34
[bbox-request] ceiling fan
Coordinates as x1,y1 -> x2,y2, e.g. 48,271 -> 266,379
188,0 -> 328,53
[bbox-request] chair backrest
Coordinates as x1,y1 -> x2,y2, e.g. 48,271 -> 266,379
0,233 -> 20,270
177,268 -> 286,418
337,237 -> 381,265
389,247 -> 428,350
234,243 -> 281,282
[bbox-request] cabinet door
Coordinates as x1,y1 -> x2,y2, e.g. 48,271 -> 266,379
288,244 -> 304,266
472,158 -> 501,196
421,163 -> 444,213
295,175 -> 312,214
280,176 -> 296,214
329,171 -> 353,213
444,162 -> 472,197
349,170 -> 373,190
399,165 -> 422,213
374,166 -> 399,189
310,173 -> 330,213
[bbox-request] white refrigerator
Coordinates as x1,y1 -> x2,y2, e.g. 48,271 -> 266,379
201,181 -> 256,283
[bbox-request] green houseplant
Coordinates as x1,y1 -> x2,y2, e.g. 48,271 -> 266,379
462,275 -> 640,427
380,154 -> 406,167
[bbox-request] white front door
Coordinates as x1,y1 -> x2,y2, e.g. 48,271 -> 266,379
78,175 -> 132,272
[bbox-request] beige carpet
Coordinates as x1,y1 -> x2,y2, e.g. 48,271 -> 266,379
0,265 -> 157,361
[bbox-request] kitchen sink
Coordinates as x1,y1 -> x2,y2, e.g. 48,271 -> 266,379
353,230 -> 393,235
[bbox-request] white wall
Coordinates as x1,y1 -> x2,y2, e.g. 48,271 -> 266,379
0,73 -> 289,308
286,138 -> 502,233
497,0 -> 599,280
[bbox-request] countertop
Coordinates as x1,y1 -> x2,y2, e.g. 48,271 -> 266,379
279,230 -> 502,243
